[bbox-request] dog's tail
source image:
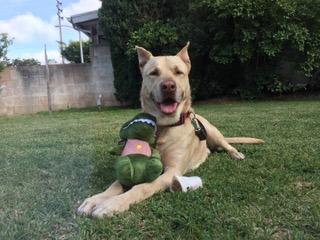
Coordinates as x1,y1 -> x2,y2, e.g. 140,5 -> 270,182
225,137 -> 265,144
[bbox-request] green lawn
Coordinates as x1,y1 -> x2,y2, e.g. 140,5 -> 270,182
0,100 -> 319,239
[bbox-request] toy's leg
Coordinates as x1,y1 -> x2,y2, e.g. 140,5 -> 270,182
115,156 -> 134,186
144,157 -> 163,182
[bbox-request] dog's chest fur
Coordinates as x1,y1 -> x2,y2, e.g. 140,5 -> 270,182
156,119 -> 209,174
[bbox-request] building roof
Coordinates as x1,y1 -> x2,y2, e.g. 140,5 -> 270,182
67,10 -> 99,38
68,10 -> 98,24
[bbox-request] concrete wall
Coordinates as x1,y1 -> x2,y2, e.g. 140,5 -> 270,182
0,44 -> 119,116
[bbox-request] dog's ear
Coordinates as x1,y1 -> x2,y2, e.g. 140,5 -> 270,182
176,42 -> 191,70
136,46 -> 153,70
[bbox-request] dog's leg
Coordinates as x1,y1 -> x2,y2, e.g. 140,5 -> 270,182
196,115 -> 245,160
77,180 -> 124,215
90,168 -> 178,218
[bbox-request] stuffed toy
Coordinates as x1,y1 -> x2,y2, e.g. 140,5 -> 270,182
109,113 -> 163,187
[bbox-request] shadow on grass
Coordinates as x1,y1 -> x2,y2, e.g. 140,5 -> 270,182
90,146 -> 117,191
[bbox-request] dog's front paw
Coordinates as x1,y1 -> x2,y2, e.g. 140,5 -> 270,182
77,193 -> 109,216
91,196 -> 129,218
228,149 -> 245,160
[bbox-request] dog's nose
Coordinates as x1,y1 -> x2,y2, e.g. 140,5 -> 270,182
161,80 -> 176,94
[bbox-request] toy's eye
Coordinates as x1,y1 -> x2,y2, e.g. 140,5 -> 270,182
149,68 -> 160,76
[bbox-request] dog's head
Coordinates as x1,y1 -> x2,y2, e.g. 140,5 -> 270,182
136,43 -> 192,126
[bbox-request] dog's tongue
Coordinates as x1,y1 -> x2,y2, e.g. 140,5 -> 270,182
160,102 -> 178,114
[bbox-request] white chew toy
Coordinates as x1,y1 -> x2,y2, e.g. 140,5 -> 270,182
170,175 -> 203,192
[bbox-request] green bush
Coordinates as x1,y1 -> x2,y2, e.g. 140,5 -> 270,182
10,58 -> 40,67
99,0 -> 320,104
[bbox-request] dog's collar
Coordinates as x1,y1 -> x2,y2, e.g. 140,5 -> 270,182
160,112 -> 191,128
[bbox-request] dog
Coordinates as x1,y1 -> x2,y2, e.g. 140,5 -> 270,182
77,42 -> 264,218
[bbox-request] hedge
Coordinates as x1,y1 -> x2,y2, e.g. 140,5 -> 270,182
99,0 -> 320,105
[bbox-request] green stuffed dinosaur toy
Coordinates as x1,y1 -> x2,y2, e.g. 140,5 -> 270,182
109,113 -> 163,187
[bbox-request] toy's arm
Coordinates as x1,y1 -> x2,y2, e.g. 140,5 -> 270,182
151,148 -> 160,159
108,143 -> 124,155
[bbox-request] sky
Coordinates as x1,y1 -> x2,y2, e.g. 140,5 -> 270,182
0,0 -> 102,63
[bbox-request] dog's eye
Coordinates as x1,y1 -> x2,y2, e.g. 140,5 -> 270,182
149,68 -> 160,76
174,68 -> 184,76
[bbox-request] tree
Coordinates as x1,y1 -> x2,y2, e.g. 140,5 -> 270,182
61,41 -> 91,63
10,58 -> 41,67
99,1 -> 183,105
100,0 -> 320,103
190,0 -> 320,97
0,33 -> 12,72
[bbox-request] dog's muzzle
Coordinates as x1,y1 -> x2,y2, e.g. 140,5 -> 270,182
156,80 -> 179,115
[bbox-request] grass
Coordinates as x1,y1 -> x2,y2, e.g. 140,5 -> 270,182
0,100 -> 319,239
